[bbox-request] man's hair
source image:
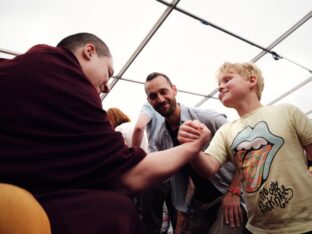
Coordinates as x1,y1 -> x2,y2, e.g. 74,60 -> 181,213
145,72 -> 173,87
57,32 -> 111,57
217,62 -> 264,100
106,108 -> 131,128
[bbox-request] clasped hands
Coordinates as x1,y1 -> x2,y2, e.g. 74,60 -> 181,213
178,120 -> 211,148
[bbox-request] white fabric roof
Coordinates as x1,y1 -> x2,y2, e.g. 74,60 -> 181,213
1,0 -> 311,121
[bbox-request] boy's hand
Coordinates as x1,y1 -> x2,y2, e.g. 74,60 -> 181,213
178,120 -> 212,148
222,191 -> 243,228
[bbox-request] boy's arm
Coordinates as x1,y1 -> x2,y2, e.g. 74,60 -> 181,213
179,120 -> 221,177
190,152 -> 221,177
222,171 -> 244,228
132,113 -> 151,147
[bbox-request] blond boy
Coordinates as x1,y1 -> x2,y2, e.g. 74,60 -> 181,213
178,62 -> 312,233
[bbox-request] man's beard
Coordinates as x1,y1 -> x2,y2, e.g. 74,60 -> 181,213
156,100 -> 176,118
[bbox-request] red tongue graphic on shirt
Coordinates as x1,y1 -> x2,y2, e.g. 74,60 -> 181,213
235,144 -> 272,193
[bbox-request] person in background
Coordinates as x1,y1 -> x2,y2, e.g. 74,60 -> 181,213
132,103 -> 176,234
107,107 -> 148,151
0,32 -> 210,234
144,72 -> 246,234
178,62 -> 312,234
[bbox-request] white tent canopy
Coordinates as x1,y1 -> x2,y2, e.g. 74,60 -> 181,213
1,0 -> 311,121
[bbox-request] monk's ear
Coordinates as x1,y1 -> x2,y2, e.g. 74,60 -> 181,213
82,43 -> 96,60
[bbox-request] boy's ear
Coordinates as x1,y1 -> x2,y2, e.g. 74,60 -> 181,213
249,76 -> 257,87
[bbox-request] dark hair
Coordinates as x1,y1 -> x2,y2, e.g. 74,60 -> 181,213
57,32 -> 111,57
145,72 -> 173,87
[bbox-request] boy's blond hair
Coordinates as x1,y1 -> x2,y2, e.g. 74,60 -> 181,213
217,62 -> 264,100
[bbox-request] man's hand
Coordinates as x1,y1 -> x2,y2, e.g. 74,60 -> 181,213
222,191 -> 243,228
175,211 -> 189,234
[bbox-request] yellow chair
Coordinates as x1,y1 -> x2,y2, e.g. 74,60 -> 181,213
0,183 -> 51,234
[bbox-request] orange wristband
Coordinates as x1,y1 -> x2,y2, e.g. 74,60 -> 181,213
228,187 -> 241,196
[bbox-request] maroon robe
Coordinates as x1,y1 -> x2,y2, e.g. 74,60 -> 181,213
0,45 -> 146,234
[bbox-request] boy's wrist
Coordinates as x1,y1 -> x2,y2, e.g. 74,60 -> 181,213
228,187 -> 241,196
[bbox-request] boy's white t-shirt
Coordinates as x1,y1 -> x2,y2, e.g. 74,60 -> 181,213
205,103 -> 312,234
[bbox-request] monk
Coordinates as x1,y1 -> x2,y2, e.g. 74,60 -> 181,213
0,33 -> 210,234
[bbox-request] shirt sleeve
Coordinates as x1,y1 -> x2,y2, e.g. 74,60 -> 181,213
289,104 -> 312,146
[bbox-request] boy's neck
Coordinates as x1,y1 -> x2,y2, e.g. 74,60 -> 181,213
237,99 -> 262,117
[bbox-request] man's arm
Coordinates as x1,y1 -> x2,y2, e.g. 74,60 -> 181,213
305,143 -> 312,173
175,178 -> 194,234
120,120 -> 211,194
132,113 -> 151,147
